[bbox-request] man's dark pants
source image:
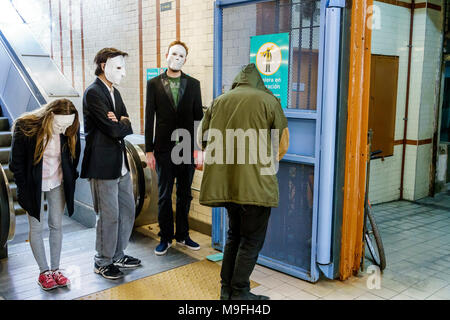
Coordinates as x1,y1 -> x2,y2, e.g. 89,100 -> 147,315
155,152 -> 195,242
221,203 -> 271,297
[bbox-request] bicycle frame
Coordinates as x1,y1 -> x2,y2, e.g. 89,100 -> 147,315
360,129 -> 374,271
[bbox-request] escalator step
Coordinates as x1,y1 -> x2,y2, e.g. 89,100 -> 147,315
0,117 -> 9,132
0,131 -> 12,147
0,147 -> 11,163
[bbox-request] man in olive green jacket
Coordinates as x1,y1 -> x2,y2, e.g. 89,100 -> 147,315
198,63 -> 289,300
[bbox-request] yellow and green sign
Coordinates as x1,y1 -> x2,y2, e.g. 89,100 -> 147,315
250,33 -> 290,108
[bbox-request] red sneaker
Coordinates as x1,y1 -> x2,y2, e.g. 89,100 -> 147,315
38,271 -> 58,291
52,270 -> 70,287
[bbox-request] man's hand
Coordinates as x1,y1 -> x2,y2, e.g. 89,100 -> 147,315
194,150 -> 204,171
107,112 -> 118,122
120,116 -> 130,122
146,152 -> 156,171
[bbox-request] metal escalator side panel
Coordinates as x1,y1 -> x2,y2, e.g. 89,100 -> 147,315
124,140 -> 152,219
0,0 -> 81,119
0,31 -> 46,105
0,161 -> 15,246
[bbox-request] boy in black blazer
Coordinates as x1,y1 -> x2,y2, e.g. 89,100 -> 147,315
145,40 -> 203,255
82,48 -> 141,280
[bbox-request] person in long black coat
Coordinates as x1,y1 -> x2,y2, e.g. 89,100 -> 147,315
145,40 -> 204,256
9,98 -> 80,291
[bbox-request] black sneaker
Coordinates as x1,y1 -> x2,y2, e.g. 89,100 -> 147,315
230,291 -> 270,300
94,263 -> 124,280
220,286 -> 232,300
113,255 -> 142,269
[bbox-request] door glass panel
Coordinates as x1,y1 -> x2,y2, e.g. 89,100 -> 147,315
222,0 -> 321,110
260,162 -> 314,271
286,118 -> 316,157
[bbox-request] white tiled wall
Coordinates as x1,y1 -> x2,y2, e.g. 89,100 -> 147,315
370,1 -> 410,204
415,6 -> 443,199
369,1 -> 443,204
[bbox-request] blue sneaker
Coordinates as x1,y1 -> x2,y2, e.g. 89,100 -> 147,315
177,237 -> 201,251
155,241 -> 172,256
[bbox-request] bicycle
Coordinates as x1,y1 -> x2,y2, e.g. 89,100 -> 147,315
361,129 -> 387,271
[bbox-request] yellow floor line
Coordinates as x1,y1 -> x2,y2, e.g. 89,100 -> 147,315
79,260 -> 260,300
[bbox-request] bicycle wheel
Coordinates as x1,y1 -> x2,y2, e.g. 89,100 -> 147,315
364,207 -> 386,271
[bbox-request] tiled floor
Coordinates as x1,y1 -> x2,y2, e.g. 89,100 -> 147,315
136,187 -> 450,300
9,187 -> 447,300
248,188 -> 450,300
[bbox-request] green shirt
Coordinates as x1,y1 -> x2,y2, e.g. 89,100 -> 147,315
168,76 -> 181,107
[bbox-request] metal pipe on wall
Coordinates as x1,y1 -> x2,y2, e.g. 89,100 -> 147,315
317,6 -> 341,265
400,0 -> 414,200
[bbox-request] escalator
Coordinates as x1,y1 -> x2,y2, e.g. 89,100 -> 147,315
0,113 -> 15,258
0,1 -> 155,257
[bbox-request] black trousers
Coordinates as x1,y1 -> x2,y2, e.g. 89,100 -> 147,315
221,203 -> 271,295
155,152 -> 195,242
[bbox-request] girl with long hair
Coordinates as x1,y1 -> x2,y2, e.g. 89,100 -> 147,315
9,99 -> 81,290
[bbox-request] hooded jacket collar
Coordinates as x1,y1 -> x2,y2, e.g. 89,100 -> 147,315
231,63 -> 275,98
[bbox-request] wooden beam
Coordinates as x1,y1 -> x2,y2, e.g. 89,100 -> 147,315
340,0 -> 373,280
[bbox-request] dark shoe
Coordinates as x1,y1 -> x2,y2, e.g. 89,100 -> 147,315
230,291 -> 270,300
177,237 -> 200,251
114,255 -> 142,269
155,240 -> 172,255
94,263 -> 124,280
220,286 -> 232,300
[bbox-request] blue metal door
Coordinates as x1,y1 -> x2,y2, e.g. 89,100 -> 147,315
212,0 -> 343,282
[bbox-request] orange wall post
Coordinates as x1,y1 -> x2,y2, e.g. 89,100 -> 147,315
339,0 -> 373,280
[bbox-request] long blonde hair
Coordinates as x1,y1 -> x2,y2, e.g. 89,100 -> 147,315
13,99 -> 80,165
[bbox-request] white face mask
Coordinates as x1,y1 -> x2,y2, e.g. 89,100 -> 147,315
166,45 -> 187,71
53,114 -> 75,135
104,56 -> 126,86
